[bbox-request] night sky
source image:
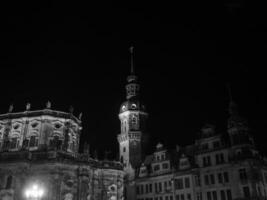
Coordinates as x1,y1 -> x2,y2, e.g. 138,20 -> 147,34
1,2 -> 267,159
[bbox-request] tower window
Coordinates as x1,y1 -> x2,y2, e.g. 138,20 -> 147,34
123,147 -> 126,152
5,175 -> 12,189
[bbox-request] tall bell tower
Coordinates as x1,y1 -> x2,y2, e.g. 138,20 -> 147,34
117,47 -> 148,176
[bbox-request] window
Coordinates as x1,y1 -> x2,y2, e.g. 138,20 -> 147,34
155,183 -> 158,192
196,192 -> 202,200
213,141 -> 220,149
207,192 -> 212,200
163,163 -> 169,169
164,181 -> 167,189
202,143 -> 209,150
223,172 -> 229,183
10,137 -> 19,149
149,184 -> 152,193
170,196 -> 173,200
220,154 -> 225,163
5,176 -> 12,189
175,195 -> 179,200
154,165 -> 160,171
137,186 -> 140,194
204,175 -> 209,185
239,168 -> 247,181
140,185 -> 144,194
29,135 -> 38,147
226,190 -> 232,200
180,194 -> 184,200
218,173 -> 223,183
203,156 -> 211,166
243,187 -> 250,198
146,184 -> 149,193
220,190 -> 226,200
161,154 -> 165,160
210,174 -> 215,184
185,177 -> 190,188
187,194 -> 191,200
212,191 -> 217,200
159,182 -> 162,192
195,175 -> 201,186
165,196 -> 169,200
175,179 -> 183,190
123,147 -> 126,152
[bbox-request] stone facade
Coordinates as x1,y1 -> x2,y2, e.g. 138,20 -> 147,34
117,69 -> 267,200
0,107 -> 124,200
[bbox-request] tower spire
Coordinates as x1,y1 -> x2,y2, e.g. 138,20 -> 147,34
129,46 -> 135,75
227,83 -> 238,116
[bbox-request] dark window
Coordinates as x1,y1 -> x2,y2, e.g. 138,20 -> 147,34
220,154 -> 225,163
181,194 -> 184,200
154,165 -> 160,171
223,172 -> 229,183
175,179 -> 183,190
164,181 -> 167,189
5,176 -> 12,189
175,195 -> 179,200
220,190 -> 226,200
195,175 -> 201,186
123,147 -> 126,152
137,186 -> 140,194
218,173 -> 223,183
185,177 -> 190,188
155,183 -> 158,192
187,194 -> 191,200
149,184 -> 152,193
207,192 -> 212,200
215,154 -> 219,165
204,175 -> 209,185
210,174 -> 215,184
243,186 -> 250,198
140,185 -> 144,194
239,169 -> 247,181
212,191 -> 217,200
213,141 -> 220,148
165,196 -> 169,200
227,190 -> 232,200
207,156 -> 211,166
197,192 -> 202,200
170,196 -> 173,200
10,137 -> 18,149
146,184 -> 149,193
163,163 -> 169,169
159,182 -> 162,192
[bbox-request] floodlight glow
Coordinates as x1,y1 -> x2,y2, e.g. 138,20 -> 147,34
24,183 -> 45,199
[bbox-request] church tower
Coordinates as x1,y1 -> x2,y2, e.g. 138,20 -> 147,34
117,47 -> 148,175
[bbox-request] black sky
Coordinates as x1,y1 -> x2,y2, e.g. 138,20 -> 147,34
1,2 -> 267,158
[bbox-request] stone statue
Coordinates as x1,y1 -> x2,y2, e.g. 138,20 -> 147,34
46,101 -> 51,109
8,104 -> 13,113
26,103 -> 31,111
79,112 -> 83,120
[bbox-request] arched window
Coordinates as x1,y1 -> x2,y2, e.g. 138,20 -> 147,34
29,135 -> 38,147
5,175 -> 12,189
10,136 -> 20,149
120,156 -> 124,163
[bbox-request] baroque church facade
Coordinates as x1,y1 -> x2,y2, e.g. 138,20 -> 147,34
0,103 -> 124,200
117,69 -> 267,200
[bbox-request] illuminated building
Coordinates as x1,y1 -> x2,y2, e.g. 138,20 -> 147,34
0,103 -> 124,200
118,60 -> 267,200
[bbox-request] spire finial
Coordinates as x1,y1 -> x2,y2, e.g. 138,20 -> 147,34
226,83 -> 237,115
129,46 -> 134,75
8,104 -> 14,113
